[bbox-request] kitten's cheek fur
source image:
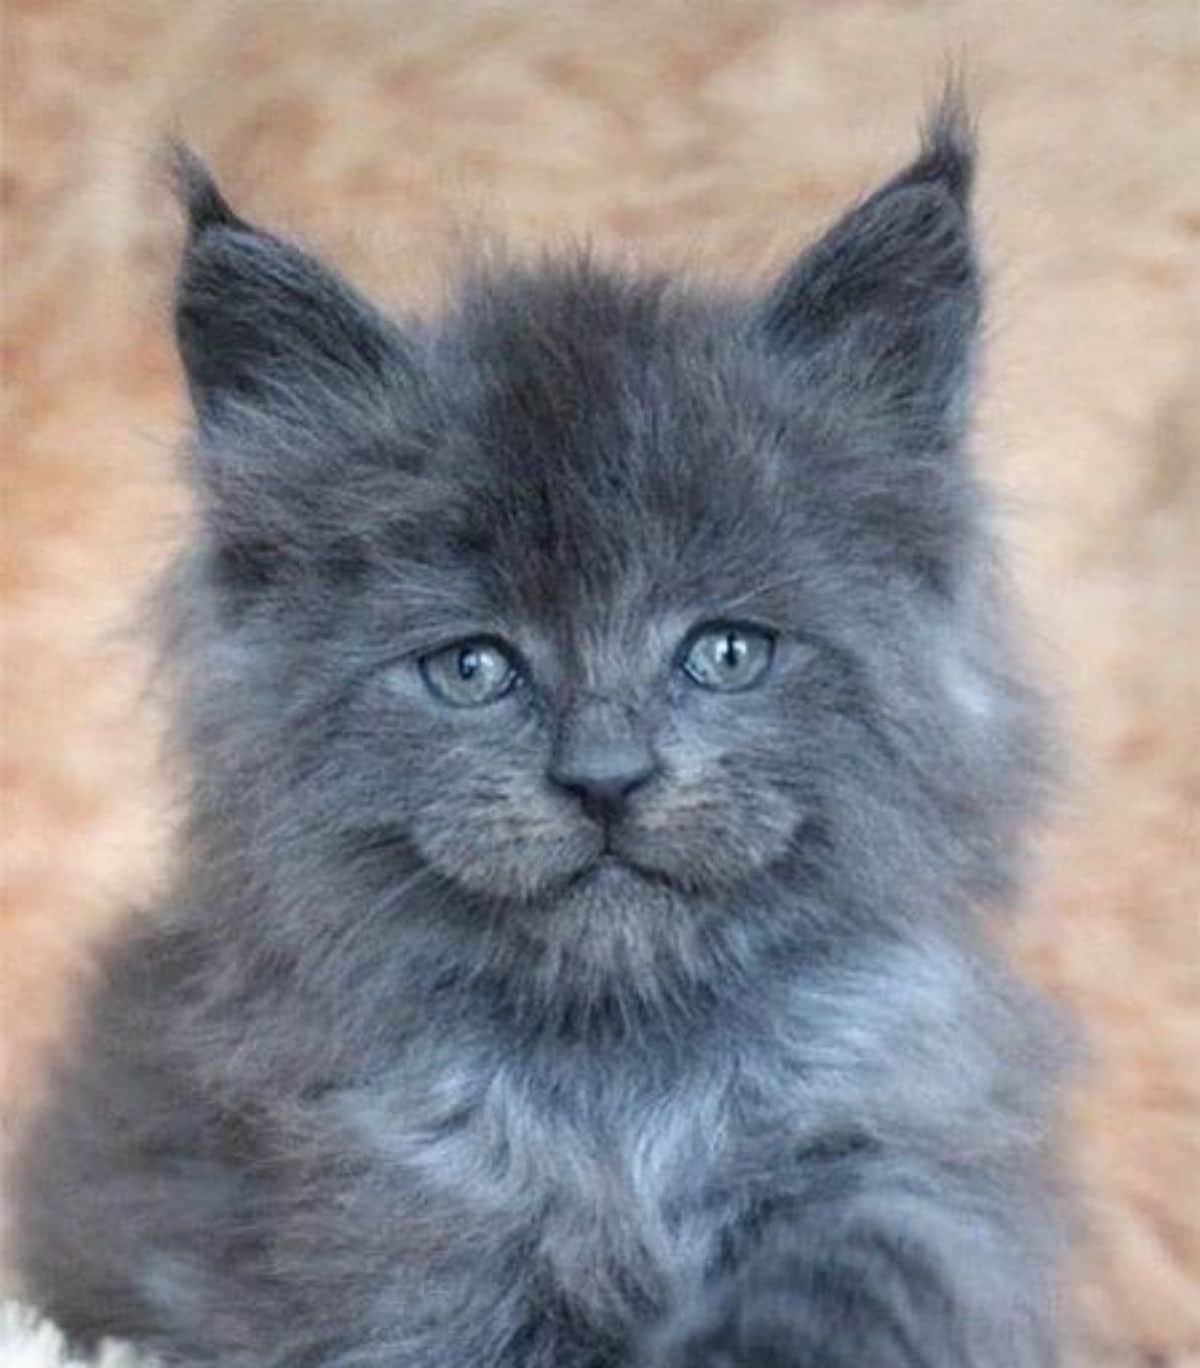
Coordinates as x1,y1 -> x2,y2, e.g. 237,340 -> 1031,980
623,786 -> 803,891
408,798 -> 600,902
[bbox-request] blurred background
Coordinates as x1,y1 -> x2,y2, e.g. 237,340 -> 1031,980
2,0 -> 1197,1362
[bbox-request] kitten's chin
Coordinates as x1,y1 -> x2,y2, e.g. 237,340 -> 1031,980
503,858 -> 685,979
568,853 -> 645,886
563,852 -> 671,896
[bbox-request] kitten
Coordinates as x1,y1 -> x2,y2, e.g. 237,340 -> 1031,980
13,95 -> 1064,1366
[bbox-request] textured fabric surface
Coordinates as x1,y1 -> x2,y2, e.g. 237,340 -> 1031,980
1,2 -> 1197,1364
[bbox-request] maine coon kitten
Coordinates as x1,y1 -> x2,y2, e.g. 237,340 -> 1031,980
13,97 -> 1063,1366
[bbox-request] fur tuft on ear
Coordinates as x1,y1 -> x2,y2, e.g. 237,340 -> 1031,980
168,142 -> 245,242
907,84 -> 975,206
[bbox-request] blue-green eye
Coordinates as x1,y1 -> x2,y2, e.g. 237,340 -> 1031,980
420,638 -> 518,707
681,623 -> 774,692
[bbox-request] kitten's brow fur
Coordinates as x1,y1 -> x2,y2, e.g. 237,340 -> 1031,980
14,95 -> 1065,1367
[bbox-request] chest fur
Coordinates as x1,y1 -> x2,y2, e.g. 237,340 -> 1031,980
343,1056 -> 734,1316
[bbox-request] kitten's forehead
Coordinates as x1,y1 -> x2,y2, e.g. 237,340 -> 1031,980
434,262 -> 794,626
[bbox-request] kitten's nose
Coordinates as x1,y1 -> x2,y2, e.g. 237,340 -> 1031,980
551,744 -> 656,816
549,701 -> 657,823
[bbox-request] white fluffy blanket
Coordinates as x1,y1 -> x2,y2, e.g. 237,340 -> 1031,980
0,1304 -> 156,1368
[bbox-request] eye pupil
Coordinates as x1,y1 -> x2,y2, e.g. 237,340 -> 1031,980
682,622 -> 774,692
420,638 -> 517,707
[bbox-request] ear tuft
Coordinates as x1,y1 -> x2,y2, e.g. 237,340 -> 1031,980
169,141 -> 245,241
905,84 -> 975,207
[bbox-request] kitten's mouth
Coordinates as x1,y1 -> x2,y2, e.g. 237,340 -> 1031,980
563,852 -> 676,894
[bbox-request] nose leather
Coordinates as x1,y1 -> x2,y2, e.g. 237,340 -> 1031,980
548,698 -> 656,820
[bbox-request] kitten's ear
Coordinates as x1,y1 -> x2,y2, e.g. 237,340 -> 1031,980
759,95 -> 979,443
171,145 -> 408,439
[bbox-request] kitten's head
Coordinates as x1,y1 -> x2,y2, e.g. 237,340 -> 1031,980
169,98 -> 1046,991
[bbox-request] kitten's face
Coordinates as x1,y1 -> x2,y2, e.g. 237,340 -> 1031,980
173,111 -> 1042,969
343,301 -> 835,917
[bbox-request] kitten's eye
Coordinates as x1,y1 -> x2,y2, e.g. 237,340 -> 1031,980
681,623 -> 774,692
420,638 -> 518,707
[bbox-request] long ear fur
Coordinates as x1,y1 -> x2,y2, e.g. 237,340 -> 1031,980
168,147 -> 423,589
170,145 -> 409,438
760,92 -> 980,446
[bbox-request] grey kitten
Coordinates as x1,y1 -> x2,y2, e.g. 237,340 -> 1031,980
13,95 -> 1064,1366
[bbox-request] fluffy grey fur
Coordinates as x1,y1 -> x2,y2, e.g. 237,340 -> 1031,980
13,97 -> 1064,1366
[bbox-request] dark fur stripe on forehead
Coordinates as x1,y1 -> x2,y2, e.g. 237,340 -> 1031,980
428,257 -> 795,620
